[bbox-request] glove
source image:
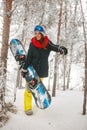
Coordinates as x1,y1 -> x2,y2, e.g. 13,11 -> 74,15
58,46 -> 68,55
21,68 -> 28,78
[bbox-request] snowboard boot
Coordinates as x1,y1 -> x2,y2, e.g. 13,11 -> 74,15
25,109 -> 33,115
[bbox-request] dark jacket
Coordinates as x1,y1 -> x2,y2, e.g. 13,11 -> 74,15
23,36 -> 59,77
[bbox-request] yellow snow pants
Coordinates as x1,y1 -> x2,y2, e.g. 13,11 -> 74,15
24,78 -> 43,111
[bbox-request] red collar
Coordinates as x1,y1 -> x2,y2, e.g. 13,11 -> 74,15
31,36 -> 49,49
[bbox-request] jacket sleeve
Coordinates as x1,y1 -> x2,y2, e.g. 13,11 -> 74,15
48,40 -> 59,52
23,43 -> 33,70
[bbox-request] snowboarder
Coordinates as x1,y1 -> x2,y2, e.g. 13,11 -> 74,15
21,25 -> 68,115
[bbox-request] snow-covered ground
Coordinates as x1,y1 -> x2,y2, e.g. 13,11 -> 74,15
1,89 -> 87,130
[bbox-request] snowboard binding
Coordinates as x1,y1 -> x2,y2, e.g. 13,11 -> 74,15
24,73 -> 38,89
15,54 -> 25,61
15,54 -> 25,68
29,78 -> 38,87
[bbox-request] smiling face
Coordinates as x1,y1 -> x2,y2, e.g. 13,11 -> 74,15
34,31 -> 42,40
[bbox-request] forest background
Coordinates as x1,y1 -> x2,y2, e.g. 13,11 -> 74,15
0,0 -> 87,127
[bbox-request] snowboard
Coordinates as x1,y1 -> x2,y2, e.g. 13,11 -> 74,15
10,39 -> 51,109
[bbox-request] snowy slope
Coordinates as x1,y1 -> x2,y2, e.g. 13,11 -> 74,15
0,89 -> 87,130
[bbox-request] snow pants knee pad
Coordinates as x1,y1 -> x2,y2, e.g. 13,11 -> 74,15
24,90 -> 32,111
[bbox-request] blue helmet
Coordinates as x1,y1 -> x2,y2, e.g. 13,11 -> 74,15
34,25 -> 45,34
